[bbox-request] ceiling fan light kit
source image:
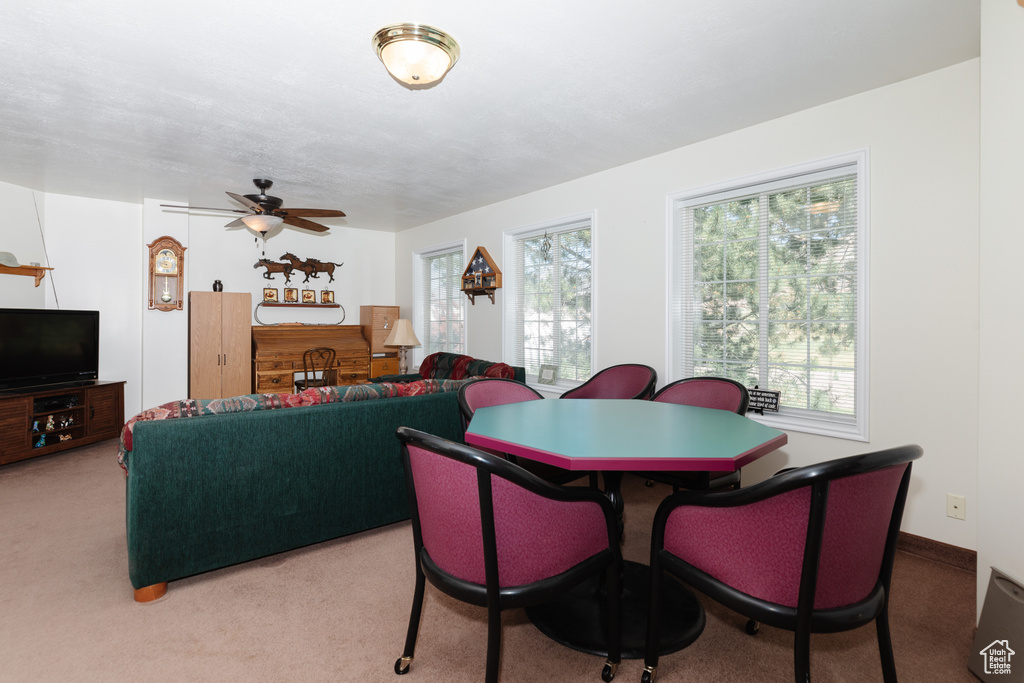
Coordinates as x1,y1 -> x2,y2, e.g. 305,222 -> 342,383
241,214 -> 284,233
372,23 -> 459,86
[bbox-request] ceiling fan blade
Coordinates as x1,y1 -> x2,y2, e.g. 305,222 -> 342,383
278,208 -> 347,218
160,204 -> 248,214
224,218 -> 247,229
282,215 -> 330,232
226,191 -> 261,211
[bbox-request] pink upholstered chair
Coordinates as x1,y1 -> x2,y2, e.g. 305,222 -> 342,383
558,364 -> 658,400
458,378 -> 596,487
643,377 -> 750,491
394,427 -> 622,683
641,444 -> 923,683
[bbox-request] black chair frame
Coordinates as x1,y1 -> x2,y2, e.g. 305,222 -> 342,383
558,363 -> 658,400
642,444 -> 923,683
395,427 -> 623,683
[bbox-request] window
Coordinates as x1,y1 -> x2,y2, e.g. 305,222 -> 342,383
412,241 -> 466,364
504,214 -> 593,389
668,151 -> 868,439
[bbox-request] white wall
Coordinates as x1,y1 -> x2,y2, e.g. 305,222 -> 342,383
184,213 -> 396,326
395,60 -> 981,550
141,199 -> 189,409
41,193 -> 144,418
0,180 -> 48,308
1,186 -> 396,418
978,0 -> 1024,614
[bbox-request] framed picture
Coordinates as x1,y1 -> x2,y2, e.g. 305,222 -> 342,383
321,290 -> 334,304
283,288 -> 298,303
301,289 -> 316,303
263,287 -> 278,303
538,364 -> 559,385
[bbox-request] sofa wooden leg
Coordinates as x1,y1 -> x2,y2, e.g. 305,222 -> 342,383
134,582 -> 167,602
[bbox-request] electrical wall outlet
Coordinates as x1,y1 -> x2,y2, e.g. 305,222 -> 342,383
947,493 -> 966,520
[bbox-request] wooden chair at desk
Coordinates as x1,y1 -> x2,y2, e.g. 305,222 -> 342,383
293,347 -> 336,392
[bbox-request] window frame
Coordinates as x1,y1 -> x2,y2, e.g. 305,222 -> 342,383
666,150 -> 870,441
503,212 -> 596,392
411,239 -> 468,368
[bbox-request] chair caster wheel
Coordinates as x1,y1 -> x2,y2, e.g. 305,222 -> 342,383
395,656 -> 412,675
644,479 -> 655,487
641,667 -> 656,682
745,619 -> 759,635
602,659 -> 618,681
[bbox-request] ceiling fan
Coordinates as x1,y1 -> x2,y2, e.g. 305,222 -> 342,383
160,179 -> 346,233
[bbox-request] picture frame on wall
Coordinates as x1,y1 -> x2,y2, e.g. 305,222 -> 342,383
263,288 -> 279,303
284,288 -> 298,303
302,290 -> 315,303
321,290 -> 334,304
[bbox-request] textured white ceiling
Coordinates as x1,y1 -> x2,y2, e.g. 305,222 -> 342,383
0,1 -> 979,231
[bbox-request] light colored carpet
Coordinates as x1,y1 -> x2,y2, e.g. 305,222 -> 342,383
0,440 -> 977,682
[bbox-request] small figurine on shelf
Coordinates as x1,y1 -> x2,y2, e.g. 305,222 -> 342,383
59,434 -> 72,442
34,435 -> 46,448
45,415 -> 55,431
32,420 -> 39,433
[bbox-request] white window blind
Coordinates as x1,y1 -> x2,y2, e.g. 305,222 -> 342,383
413,243 -> 466,363
504,215 -> 593,388
669,152 -> 868,440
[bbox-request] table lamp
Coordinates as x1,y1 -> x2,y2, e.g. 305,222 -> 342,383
383,319 -> 421,374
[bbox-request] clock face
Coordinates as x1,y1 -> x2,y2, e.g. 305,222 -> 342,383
155,249 -> 178,275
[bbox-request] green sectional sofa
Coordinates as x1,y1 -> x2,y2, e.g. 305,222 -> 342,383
122,384 -> 468,601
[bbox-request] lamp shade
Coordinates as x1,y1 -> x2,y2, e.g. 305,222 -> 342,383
241,214 -> 284,233
372,23 -> 459,86
383,319 -> 421,348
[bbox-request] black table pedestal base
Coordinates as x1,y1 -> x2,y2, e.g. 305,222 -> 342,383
526,560 -> 705,660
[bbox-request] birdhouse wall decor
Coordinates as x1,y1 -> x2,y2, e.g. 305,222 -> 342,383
461,246 -> 501,305
147,236 -> 186,311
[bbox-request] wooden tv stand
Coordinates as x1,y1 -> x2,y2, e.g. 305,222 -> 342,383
0,381 -> 125,465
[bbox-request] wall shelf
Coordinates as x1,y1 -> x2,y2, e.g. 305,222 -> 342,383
0,264 -> 53,287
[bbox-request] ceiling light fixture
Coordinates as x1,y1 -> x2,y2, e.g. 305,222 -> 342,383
241,214 -> 284,233
372,23 -> 460,86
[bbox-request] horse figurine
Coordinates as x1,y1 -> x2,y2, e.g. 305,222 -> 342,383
254,259 -> 294,284
280,253 -> 344,283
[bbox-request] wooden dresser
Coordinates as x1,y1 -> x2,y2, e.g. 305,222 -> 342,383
251,325 -> 370,394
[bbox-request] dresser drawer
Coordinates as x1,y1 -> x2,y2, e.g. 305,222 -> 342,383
334,369 -> 368,385
370,356 -> 400,377
256,360 -> 296,372
256,371 -> 295,393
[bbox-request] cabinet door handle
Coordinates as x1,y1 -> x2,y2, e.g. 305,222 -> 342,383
218,355 -> 222,366
271,377 -> 280,384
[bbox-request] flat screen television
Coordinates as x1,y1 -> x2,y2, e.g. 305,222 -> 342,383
0,308 -> 100,391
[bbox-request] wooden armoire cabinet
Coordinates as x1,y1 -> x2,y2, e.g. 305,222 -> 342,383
360,305 -> 400,377
188,291 -> 253,399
